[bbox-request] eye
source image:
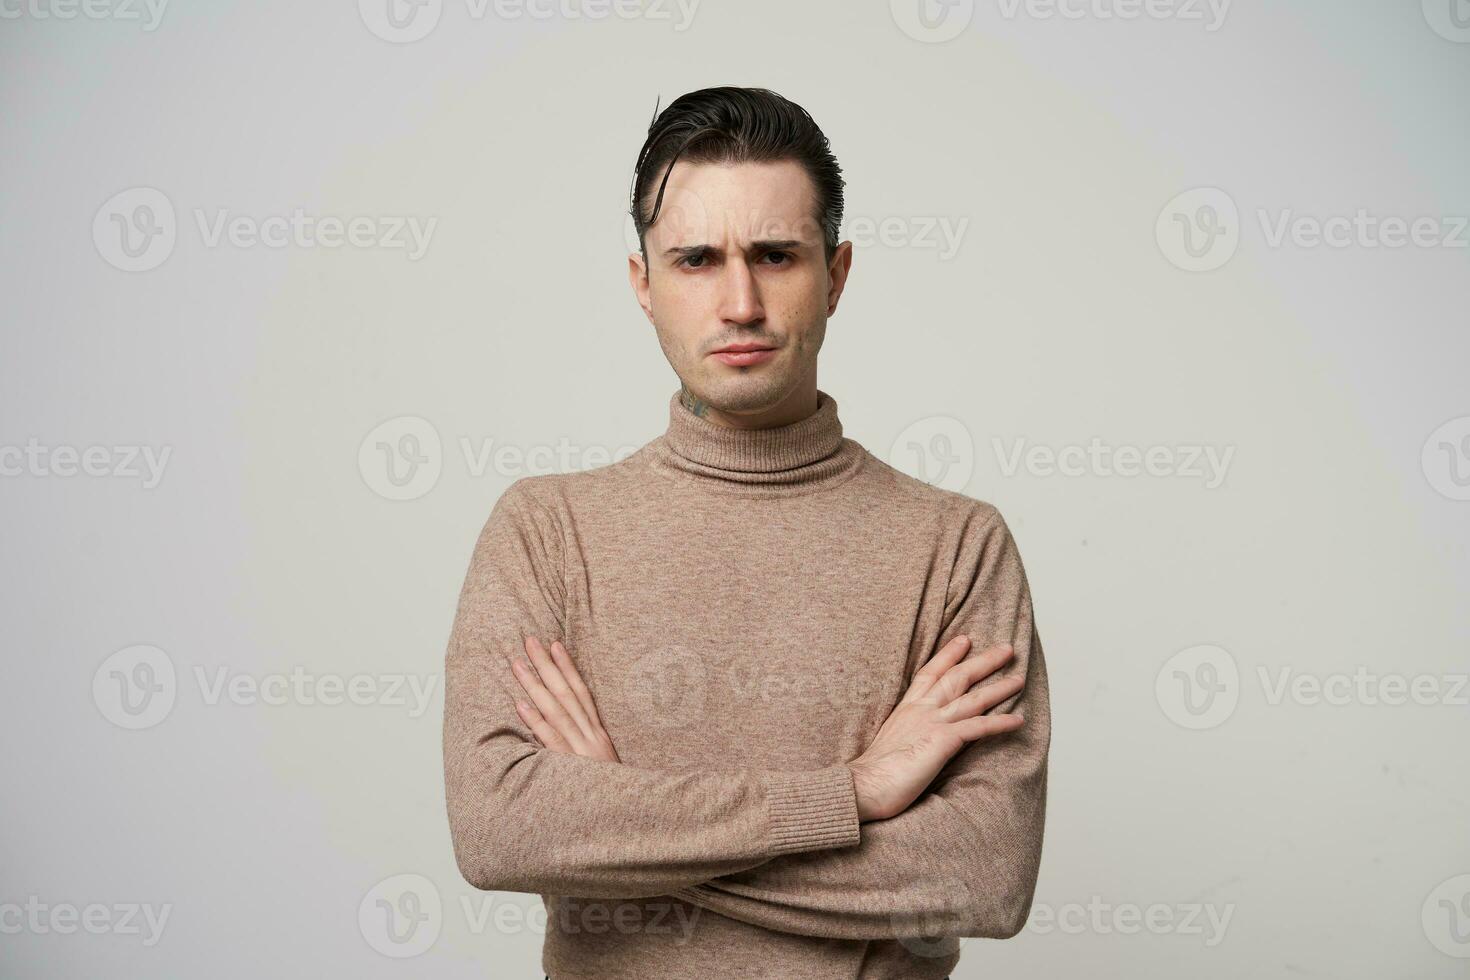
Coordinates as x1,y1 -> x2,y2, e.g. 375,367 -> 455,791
763,251 -> 792,266
680,253 -> 708,269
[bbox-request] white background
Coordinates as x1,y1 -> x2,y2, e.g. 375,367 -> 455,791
2,1 -> 1468,976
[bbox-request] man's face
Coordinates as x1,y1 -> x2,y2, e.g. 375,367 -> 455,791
628,159 -> 853,416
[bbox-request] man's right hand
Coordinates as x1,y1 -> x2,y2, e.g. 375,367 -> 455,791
846,635 -> 1025,822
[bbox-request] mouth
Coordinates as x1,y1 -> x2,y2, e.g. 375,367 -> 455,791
710,343 -> 778,367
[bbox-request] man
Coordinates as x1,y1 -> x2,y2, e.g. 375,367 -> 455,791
442,86 -> 1050,980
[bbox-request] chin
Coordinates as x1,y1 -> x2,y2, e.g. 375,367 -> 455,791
696,371 -> 795,413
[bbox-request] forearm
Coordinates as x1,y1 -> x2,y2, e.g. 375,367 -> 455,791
445,667 -> 862,899
445,482 -> 1045,918
673,675 -> 1048,940
442,477 -> 862,900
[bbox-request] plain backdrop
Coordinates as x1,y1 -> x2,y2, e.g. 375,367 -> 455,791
2,1 -> 1468,976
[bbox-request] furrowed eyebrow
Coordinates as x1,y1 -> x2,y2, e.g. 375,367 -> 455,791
662,239 -> 809,259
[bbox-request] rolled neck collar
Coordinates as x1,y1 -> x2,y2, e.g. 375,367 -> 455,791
648,386 -> 867,495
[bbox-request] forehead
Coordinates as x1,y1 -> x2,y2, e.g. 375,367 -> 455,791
646,159 -> 820,246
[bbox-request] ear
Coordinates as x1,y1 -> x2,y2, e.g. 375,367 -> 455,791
825,240 -> 854,317
628,249 -> 656,325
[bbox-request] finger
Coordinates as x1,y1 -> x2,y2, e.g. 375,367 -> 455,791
940,672 -> 1026,722
515,698 -> 574,753
524,636 -> 597,740
902,634 -> 972,704
513,643 -> 587,749
935,644 -> 1015,704
949,712 -> 1025,743
550,640 -> 602,725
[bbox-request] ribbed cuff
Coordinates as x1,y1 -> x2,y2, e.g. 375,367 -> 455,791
764,765 -> 862,856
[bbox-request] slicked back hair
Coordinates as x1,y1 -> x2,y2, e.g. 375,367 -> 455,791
629,86 -> 845,263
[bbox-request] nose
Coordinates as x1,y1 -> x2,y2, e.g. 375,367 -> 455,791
716,257 -> 765,326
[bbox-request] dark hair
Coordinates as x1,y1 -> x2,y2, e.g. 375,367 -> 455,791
629,86 -> 845,261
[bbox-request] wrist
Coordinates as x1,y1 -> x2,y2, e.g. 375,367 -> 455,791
846,761 -> 875,822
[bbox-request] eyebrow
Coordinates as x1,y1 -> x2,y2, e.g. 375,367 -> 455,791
662,239 -> 806,259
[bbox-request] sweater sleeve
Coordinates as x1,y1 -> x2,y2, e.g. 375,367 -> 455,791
442,479 -> 862,900
670,504 -> 1050,940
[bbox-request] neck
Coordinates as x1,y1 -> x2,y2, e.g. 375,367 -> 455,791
649,383 -> 867,495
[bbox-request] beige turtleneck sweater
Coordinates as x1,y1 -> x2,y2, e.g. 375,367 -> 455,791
442,387 -> 1051,980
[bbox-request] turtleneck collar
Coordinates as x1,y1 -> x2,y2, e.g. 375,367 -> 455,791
647,386 -> 868,495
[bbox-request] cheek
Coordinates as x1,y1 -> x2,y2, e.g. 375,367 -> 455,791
769,273 -> 828,318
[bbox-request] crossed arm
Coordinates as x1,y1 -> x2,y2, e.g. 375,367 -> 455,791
443,480 -> 1050,939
